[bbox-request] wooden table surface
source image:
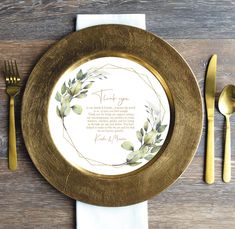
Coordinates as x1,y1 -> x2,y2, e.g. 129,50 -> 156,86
0,1 -> 235,228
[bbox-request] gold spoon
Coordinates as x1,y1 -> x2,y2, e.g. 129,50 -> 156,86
218,85 -> 235,183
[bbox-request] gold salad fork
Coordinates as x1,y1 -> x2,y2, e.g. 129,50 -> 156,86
4,60 -> 21,171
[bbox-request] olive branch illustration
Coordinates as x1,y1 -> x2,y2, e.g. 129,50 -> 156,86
55,64 -> 168,167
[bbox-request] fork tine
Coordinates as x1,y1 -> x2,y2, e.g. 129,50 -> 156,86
7,60 -> 11,75
10,60 -> 16,82
10,60 -> 15,75
7,60 -> 13,82
14,60 -> 20,78
4,61 -> 10,82
4,60 -> 8,75
4,60 -> 21,83
14,60 -> 20,82
11,60 -> 16,82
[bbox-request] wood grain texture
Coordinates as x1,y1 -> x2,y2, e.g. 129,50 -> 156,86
149,156 -> 235,229
0,0 -> 235,40
1,39 -> 235,160
0,158 -> 75,229
0,38 -> 234,227
0,0 -> 234,226
0,156 -> 235,228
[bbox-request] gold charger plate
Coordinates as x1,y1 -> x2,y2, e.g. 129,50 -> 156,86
22,25 -> 202,206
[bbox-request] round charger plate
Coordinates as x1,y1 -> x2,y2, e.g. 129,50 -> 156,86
22,25 -> 202,206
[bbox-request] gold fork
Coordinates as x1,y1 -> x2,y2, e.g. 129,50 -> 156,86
4,60 -> 21,171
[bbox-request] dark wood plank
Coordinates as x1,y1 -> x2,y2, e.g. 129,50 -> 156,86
0,39 -> 234,159
0,156 -> 234,228
0,0 -> 235,40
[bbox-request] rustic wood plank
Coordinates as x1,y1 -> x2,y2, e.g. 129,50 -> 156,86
0,1 -> 234,227
0,158 -> 75,229
0,156 -> 234,228
0,39 -> 234,227
149,156 -> 235,229
0,40 -> 53,160
0,39 -> 234,159
0,0 -> 235,40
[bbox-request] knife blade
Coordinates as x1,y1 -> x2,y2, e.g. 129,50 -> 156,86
205,54 -> 217,184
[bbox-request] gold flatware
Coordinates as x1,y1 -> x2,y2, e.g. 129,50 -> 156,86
4,60 -> 21,171
205,54 -> 217,184
218,85 -> 235,183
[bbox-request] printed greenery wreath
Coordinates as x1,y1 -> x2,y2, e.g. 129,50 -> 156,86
55,64 -> 168,167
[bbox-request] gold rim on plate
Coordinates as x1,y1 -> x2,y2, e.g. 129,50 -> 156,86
21,25 -> 203,206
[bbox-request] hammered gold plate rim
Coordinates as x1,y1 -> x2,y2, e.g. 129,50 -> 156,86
21,24 -> 203,206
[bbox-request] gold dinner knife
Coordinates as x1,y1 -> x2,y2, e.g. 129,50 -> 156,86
205,54 -> 217,184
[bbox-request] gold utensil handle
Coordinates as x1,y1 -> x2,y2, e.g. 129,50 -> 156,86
9,96 -> 17,171
205,118 -> 214,184
223,116 -> 231,183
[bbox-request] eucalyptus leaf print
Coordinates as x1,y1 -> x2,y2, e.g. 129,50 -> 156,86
55,69 -> 106,119
121,104 -> 168,166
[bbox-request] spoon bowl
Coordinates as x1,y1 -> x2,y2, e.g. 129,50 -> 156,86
218,84 -> 235,183
218,85 -> 235,116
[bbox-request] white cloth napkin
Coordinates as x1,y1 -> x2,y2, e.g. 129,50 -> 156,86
76,14 -> 146,30
76,14 -> 148,229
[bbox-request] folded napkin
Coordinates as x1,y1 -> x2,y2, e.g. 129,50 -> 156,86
76,14 -> 146,30
76,14 -> 148,229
